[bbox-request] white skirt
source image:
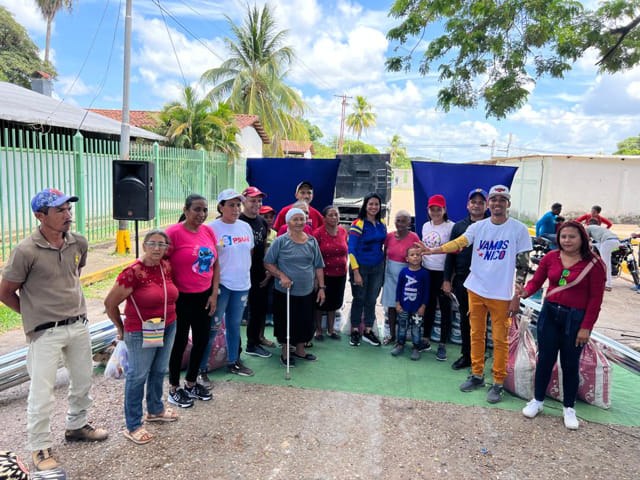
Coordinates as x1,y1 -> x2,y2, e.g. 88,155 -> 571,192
381,259 -> 408,308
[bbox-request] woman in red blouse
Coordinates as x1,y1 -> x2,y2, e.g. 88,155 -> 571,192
312,206 -> 348,340
511,220 -> 606,429
104,230 -> 180,445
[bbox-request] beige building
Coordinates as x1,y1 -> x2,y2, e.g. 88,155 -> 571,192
479,154 -> 640,223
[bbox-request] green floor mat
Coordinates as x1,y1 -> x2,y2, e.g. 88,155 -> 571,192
210,330 -> 640,427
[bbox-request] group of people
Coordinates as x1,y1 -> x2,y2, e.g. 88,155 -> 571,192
0,182 -> 614,471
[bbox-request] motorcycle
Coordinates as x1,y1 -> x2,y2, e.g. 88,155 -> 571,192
529,236 -> 554,271
592,237 -> 640,287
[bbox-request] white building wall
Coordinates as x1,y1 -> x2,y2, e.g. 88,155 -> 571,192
495,155 -> 640,222
237,127 -> 263,158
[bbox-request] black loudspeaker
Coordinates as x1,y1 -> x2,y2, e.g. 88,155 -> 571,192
112,160 -> 155,220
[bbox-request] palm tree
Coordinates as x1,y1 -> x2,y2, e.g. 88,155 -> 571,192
386,134 -> 408,166
346,96 -> 377,140
36,0 -> 73,64
158,86 -> 240,157
201,3 -> 307,153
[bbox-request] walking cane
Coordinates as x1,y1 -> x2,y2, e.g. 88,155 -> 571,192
285,286 -> 291,381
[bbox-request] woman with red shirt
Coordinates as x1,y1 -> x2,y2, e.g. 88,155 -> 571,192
512,221 -> 606,430
312,206 -> 348,340
105,230 -> 180,444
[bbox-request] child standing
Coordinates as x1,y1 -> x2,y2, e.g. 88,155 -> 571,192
392,245 -> 430,360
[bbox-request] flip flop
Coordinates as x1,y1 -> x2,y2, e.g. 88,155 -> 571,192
124,427 -> 154,445
145,408 -> 179,422
327,332 -> 341,340
291,352 -> 317,361
260,338 -> 276,348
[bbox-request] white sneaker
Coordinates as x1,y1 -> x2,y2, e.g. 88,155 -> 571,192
522,399 -> 544,418
563,407 -> 579,430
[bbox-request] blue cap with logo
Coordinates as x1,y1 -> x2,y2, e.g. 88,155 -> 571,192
31,188 -> 79,213
468,188 -> 488,200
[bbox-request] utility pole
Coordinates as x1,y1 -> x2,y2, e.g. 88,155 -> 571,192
334,94 -> 351,154
116,0 -> 132,254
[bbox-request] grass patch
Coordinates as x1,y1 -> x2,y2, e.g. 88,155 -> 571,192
0,305 -> 22,334
83,269 -> 122,299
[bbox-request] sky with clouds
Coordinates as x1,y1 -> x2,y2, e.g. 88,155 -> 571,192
2,0 -> 640,162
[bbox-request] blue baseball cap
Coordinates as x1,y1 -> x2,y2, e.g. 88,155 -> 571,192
468,188 -> 488,201
31,188 -> 79,213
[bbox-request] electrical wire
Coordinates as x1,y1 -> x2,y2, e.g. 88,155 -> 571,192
156,0 -> 187,87
46,0 -> 112,124
150,0 -> 225,62
77,0 -> 123,132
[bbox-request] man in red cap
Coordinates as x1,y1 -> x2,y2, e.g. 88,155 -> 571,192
240,186 -> 276,358
273,181 -> 324,231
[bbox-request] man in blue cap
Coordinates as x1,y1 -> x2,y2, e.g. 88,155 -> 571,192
0,188 -> 108,472
443,188 -> 489,370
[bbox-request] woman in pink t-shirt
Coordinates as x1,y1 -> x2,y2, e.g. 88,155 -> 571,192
312,206 -> 348,340
381,210 -> 421,345
165,194 -> 219,408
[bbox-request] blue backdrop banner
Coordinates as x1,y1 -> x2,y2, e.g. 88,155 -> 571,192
246,157 -> 341,214
412,161 -> 518,232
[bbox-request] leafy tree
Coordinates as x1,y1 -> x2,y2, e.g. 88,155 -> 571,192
330,137 -> 380,154
386,134 -> 409,168
386,1 -> 640,118
302,119 -> 324,142
346,96 -> 377,140
158,86 -> 240,157
36,0 -> 73,64
0,7 -> 55,87
312,141 -> 335,158
201,3 -> 307,154
614,133 -> 640,155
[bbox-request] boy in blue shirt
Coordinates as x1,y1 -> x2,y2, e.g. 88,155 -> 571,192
391,245 -> 430,360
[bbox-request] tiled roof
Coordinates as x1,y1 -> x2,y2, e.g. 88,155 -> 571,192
88,109 -> 160,129
233,114 -> 270,144
281,140 -> 314,155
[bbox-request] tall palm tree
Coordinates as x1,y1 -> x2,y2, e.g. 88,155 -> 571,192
158,86 -> 240,157
346,96 -> 377,140
36,0 -> 73,64
386,134 -> 408,166
201,3 -> 307,153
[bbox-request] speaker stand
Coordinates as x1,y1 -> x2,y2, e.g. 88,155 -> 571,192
135,220 -> 139,259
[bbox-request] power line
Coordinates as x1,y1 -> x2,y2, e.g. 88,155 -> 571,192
78,0 -> 124,131
156,0 -> 187,87
150,0 -> 225,62
46,0 -> 112,123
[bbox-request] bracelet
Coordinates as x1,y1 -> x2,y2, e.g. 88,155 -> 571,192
319,286 -> 326,290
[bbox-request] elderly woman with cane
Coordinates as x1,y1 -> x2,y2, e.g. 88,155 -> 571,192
264,208 -> 325,366
104,230 -> 180,444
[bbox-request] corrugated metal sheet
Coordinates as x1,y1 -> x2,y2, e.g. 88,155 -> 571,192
0,82 -> 165,141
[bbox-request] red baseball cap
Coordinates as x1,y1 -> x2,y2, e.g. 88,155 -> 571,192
427,194 -> 446,209
243,186 -> 267,198
259,205 -> 275,215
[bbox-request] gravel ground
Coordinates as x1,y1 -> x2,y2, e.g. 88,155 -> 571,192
1,370 -> 640,479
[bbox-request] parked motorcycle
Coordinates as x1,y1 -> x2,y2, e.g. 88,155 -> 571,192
529,236 -> 553,270
592,237 -> 640,287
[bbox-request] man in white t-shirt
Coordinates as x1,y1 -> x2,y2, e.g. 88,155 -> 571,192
420,185 -> 532,404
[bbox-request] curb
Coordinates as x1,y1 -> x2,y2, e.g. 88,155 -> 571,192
80,260 -> 134,286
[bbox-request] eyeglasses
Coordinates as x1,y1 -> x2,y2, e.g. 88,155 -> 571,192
144,241 -> 169,249
558,269 -> 570,286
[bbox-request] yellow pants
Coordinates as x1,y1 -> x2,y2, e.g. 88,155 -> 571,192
468,290 -> 511,384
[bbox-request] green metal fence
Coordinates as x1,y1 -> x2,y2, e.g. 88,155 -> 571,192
0,128 -> 248,262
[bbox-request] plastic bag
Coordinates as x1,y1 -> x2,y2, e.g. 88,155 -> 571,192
182,316 -> 228,372
504,309 -> 537,400
546,339 -> 611,409
104,340 -> 128,379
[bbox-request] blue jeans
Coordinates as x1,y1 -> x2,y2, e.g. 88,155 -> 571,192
397,311 -> 422,347
124,321 -> 176,432
534,301 -> 585,407
350,262 -> 384,329
201,285 -> 249,369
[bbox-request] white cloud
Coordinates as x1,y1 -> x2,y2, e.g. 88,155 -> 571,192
55,76 -> 96,97
581,67 -> 640,115
0,0 -> 47,35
